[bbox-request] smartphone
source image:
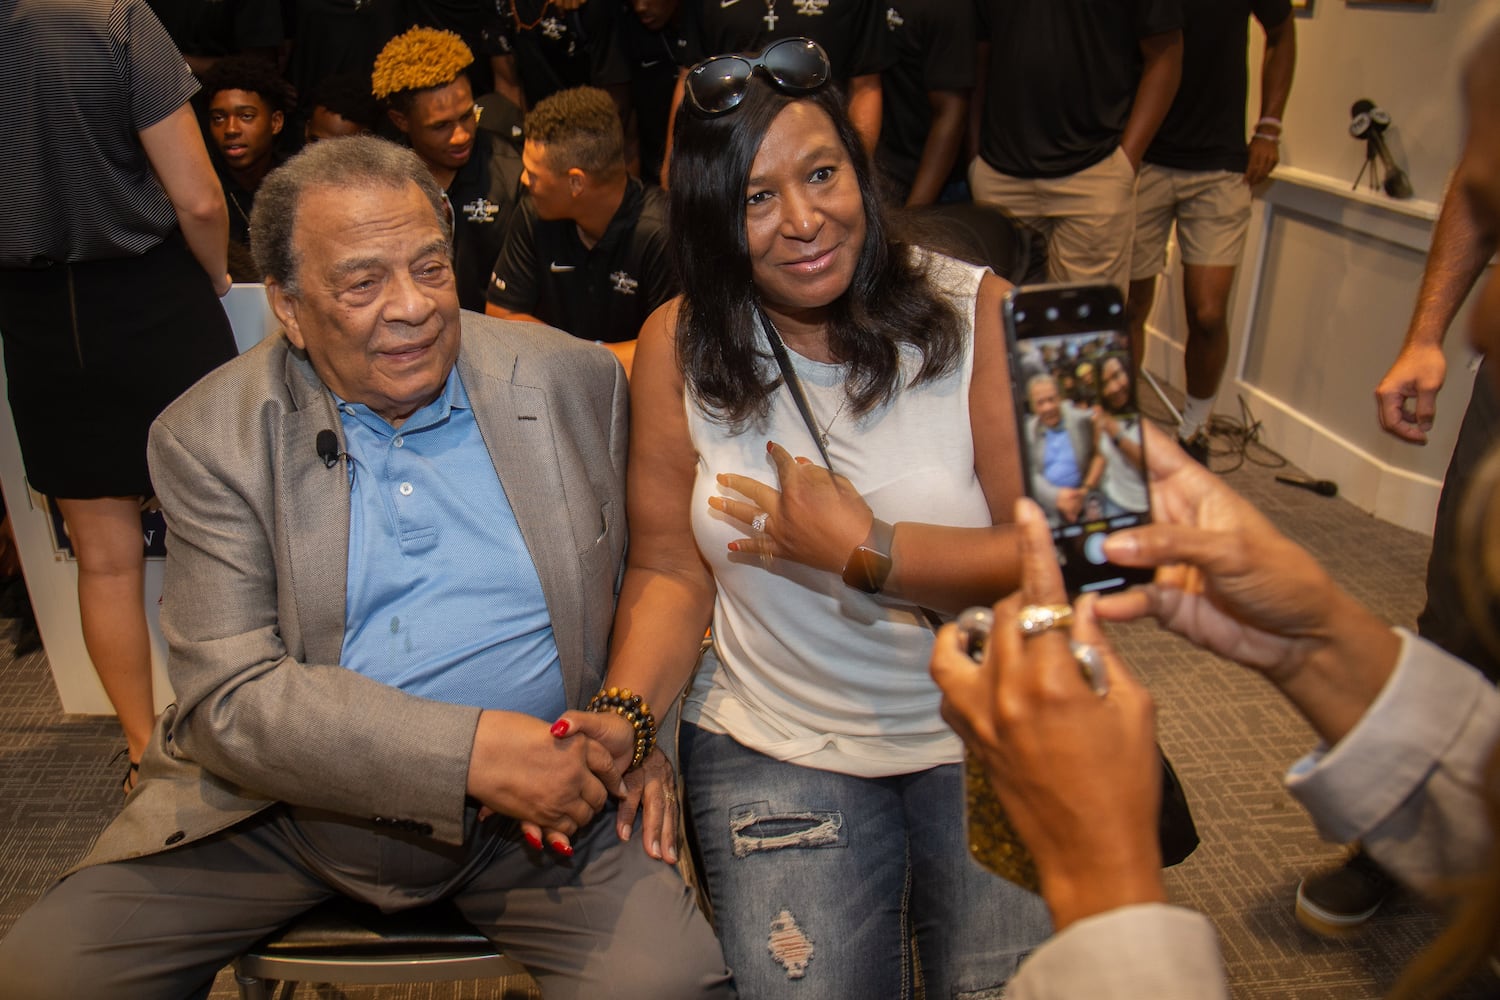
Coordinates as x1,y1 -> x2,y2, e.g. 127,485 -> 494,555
1003,283 -> 1152,596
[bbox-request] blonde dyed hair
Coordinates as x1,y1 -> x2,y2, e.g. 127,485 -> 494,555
372,26 -> 473,101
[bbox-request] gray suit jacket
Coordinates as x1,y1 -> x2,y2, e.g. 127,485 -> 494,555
80,313 -> 628,869
1024,402 -> 1095,517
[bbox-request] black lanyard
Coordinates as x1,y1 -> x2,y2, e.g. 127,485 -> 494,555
757,304 -> 836,470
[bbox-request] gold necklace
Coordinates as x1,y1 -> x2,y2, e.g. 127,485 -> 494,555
226,190 -> 251,229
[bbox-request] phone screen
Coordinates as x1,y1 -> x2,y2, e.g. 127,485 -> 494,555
1004,284 -> 1152,596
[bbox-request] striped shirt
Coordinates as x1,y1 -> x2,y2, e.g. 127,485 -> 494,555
0,0 -> 199,267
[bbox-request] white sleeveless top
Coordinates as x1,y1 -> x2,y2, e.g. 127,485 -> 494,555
683,253 -> 994,776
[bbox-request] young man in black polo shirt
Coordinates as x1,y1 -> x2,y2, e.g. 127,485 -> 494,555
485,86 -> 675,377
374,26 -> 525,312
200,56 -> 292,282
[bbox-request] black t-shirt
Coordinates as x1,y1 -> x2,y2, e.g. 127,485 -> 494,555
486,178 -> 676,343
145,0 -> 284,57
696,0 -> 892,81
285,0 -> 403,109
977,0 -> 1182,179
875,0 -> 976,200
449,129 -> 526,312
618,2 -> 700,186
489,0 -> 631,108
1144,0 -> 1291,173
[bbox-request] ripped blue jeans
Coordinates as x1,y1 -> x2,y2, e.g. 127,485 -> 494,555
680,724 -> 1052,999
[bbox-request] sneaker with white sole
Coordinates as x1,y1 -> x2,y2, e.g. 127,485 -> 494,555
1295,851 -> 1394,936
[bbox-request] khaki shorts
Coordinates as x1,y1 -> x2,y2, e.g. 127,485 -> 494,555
970,146 -> 1138,294
1130,163 -> 1252,281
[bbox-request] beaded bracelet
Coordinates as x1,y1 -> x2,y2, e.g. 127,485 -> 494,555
587,686 -> 658,771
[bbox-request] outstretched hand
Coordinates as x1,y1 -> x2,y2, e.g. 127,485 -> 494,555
709,440 -> 873,575
1093,423 -> 1400,743
1094,422 -> 1352,682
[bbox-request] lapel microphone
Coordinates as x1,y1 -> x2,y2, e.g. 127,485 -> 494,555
1275,474 -> 1338,497
315,429 -> 340,469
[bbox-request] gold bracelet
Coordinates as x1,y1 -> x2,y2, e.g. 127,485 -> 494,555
586,687 -> 658,771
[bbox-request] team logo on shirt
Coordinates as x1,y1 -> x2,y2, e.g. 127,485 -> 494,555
464,198 -> 500,223
794,0 -> 829,14
611,271 -> 639,295
886,7 -> 904,30
541,16 -> 567,41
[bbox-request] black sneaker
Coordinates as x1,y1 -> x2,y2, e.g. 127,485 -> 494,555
1295,851 -> 1394,936
1179,431 -> 1210,467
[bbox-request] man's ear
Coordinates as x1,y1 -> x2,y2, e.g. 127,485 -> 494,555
388,106 -> 410,136
271,110 -> 285,136
567,167 -> 586,196
266,278 -> 306,350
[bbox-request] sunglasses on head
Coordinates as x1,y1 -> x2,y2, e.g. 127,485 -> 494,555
684,37 -> 831,117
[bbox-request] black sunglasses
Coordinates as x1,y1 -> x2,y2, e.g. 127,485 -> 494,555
684,37 -> 831,117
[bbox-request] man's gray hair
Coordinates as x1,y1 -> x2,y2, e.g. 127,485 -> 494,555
1026,373 -> 1059,397
250,135 -> 451,293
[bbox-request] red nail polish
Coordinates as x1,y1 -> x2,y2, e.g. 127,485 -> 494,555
551,840 -> 574,857
524,831 -> 542,850
766,440 -> 774,453
550,718 -> 570,737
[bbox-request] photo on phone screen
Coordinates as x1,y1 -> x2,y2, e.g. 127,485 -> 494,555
1004,283 -> 1152,596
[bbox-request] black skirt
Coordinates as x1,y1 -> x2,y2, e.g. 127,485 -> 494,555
0,231 -> 238,498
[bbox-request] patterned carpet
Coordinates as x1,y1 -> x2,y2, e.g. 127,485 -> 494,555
0,391 -> 1495,998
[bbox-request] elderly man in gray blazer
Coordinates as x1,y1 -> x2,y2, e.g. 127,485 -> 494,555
0,137 -> 732,999
1023,373 -> 1097,526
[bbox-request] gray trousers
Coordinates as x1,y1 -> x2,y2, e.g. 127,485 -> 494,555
0,803 -> 734,1000
1419,356 -> 1500,682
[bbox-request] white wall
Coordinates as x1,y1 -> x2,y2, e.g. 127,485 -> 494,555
1144,0 -> 1490,536
1258,0 -> 1478,204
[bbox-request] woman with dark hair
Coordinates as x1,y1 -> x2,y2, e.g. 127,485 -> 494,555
1088,352 -> 1148,517
586,38 -> 1050,998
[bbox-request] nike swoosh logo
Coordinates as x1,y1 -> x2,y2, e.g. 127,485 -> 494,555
550,262 -> 576,273
720,0 -> 740,7
641,58 -> 662,68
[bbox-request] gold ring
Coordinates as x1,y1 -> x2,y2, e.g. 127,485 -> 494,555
1017,603 -> 1074,637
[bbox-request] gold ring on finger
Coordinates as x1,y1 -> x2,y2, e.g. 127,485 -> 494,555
1017,603 -> 1074,637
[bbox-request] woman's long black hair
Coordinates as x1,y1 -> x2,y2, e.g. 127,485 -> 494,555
668,76 -> 964,427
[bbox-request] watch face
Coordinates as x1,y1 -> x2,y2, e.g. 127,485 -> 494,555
847,546 -> 893,594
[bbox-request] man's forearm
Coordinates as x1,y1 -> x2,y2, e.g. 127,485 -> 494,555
1258,19 -> 1295,127
906,90 -> 968,207
847,74 -> 883,157
1404,173 -> 1495,349
1118,31 -> 1183,167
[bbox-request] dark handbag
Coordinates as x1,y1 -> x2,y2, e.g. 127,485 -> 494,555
1158,749 -> 1200,867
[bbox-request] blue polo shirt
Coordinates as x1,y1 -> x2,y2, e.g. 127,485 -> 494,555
1040,424 -> 1083,488
334,371 -> 566,719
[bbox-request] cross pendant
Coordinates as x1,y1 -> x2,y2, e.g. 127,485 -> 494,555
764,9 -> 778,30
